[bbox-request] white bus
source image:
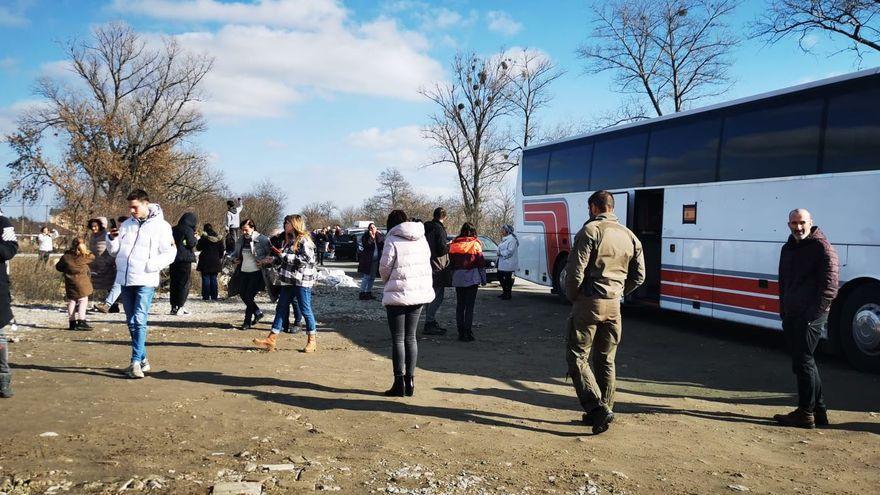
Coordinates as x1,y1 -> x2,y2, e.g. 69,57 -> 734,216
515,68 -> 880,372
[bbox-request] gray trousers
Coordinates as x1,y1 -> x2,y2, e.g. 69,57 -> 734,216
425,286 -> 445,323
0,326 -> 9,374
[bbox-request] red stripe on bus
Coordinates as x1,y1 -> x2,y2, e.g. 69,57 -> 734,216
660,283 -> 780,313
661,269 -> 779,296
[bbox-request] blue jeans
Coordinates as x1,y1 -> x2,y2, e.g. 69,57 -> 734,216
294,286 -> 317,334
120,286 -> 156,363
271,285 -> 303,333
201,273 -> 219,300
105,282 -> 122,305
360,274 -> 375,292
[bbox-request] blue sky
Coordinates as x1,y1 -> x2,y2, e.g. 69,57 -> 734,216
1,0 -> 878,218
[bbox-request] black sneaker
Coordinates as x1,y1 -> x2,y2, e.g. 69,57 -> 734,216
240,322 -> 252,331
252,312 -> 265,325
108,303 -> 120,313
814,408 -> 829,427
75,320 -> 93,331
423,322 -> 447,336
591,406 -> 614,435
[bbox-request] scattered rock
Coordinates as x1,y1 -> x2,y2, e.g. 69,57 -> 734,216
244,463 -> 258,473
39,432 -> 59,437
212,481 -> 263,495
612,471 -> 629,480
262,464 -> 298,472
728,484 -> 750,492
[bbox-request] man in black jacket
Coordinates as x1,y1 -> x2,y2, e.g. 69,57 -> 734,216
0,209 -> 19,398
423,207 -> 449,335
775,208 -> 839,429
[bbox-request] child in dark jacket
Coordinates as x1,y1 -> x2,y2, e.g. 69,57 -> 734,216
56,237 -> 95,331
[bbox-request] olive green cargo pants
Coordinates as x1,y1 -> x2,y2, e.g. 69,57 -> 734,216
566,296 -> 622,413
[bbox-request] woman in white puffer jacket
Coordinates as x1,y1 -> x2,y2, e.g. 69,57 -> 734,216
378,210 -> 434,397
497,224 -> 519,300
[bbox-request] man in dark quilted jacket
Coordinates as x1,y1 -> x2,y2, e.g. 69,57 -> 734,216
775,208 -> 839,429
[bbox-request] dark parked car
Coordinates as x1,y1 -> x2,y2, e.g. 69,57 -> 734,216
447,234 -> 499,283
333,229 -> 365,261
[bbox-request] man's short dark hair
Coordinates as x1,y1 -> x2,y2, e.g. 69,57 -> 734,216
227,200 -> 235,208
588,190 -> 614,212
433,207 -> 447,221
387,210 -> 408,231
126,189 -> 150,202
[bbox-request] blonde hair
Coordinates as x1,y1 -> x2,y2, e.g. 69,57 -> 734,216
69,237 -> 92,257
285,214 -> 309,252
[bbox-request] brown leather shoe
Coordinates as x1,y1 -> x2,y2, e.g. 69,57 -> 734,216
773,408 -> 815,429
252,332 -> 277,352
303,334 -> 317,353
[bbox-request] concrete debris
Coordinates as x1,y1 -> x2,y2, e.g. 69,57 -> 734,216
212,481 -> 263,495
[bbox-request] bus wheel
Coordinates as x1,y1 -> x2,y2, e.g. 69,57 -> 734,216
553,255 -> 569,304
839,283 -> 880,373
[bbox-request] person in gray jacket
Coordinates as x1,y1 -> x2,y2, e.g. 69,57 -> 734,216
229,219 -> 273,330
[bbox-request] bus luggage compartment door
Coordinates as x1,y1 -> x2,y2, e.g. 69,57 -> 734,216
660,238 -> 683,311
679,240 -> 714,317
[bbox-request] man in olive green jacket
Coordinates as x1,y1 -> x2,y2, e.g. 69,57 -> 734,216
564,190 -> 645,434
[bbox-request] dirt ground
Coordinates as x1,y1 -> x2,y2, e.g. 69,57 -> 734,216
1,260 -> 878,495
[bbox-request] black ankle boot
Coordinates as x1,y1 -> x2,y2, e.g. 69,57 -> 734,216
0,373 -> 12,398
76,320 -> 93,330
384,375 -> 405,397
68,320 -> 76,330
404,375 -> 414,397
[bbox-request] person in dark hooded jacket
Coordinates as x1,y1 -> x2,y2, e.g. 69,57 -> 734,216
0,210 -> 19,398
170,212 -> 198,315
774,208 -> 839,429
196,223 -> 224,301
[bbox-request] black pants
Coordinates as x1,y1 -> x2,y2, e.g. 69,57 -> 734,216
386,305 -> 422,376
239,271 -> 264,324
499,271 -> 515,296
783,313 -> 827,413
169,262 -> 192,309
317,250 -> 325,266
455,285 -> 479,334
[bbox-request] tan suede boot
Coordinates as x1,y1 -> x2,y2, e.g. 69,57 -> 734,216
303,334 -> 316,353
252,332 -> 277,352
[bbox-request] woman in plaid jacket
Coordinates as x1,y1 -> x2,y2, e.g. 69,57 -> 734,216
253,214 -> 319,353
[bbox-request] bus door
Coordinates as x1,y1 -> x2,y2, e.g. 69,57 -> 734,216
632,189 -> 663,302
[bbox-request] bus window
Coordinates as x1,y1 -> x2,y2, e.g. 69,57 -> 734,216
824,86 -> 880,173
547,142 -> 592,194
521,151 -> 550,196
646,117 -> 720,186
719,99 -> 823,181
591,132 -> 647,190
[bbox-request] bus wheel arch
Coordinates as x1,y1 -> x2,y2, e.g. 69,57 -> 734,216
834,278 -> 880,373
552,252 -> 569,303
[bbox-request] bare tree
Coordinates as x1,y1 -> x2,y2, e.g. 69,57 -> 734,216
301,201 -> 338,231
578,0 -> 740,117
241,179 -> 288,234
753,0 -> 880,59
507,48 -> 565,151
3,22 -> 217,224
422,51 -> 518,229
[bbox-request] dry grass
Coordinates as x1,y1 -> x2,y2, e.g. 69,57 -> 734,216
9,257 -> 65,302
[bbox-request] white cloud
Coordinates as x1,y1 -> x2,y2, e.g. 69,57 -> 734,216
0,2 -> 29,27
0,99 -> 49,136
111,0 -> 346,29
486,10 -> 522,36
115,1 -> 444,119
347,125 -> 460,198
0,57 -> 17,72
264,139 -> 289,149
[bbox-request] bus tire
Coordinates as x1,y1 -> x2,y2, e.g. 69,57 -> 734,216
553,254 -> 569,304
838,283 -> 880,373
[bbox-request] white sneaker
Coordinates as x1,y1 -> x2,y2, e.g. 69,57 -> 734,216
127,361 -> 145,379
140,359 -> 151,373
177,307 -> 191,316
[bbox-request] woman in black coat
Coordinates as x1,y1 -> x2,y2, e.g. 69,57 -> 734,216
357,223 -> 384,300
196,223 -> 224,301
170,212 -> 198,314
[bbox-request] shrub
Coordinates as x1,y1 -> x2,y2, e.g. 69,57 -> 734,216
9,257 -> 65,302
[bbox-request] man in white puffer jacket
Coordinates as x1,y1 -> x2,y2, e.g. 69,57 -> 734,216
106,189 -> 177,378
